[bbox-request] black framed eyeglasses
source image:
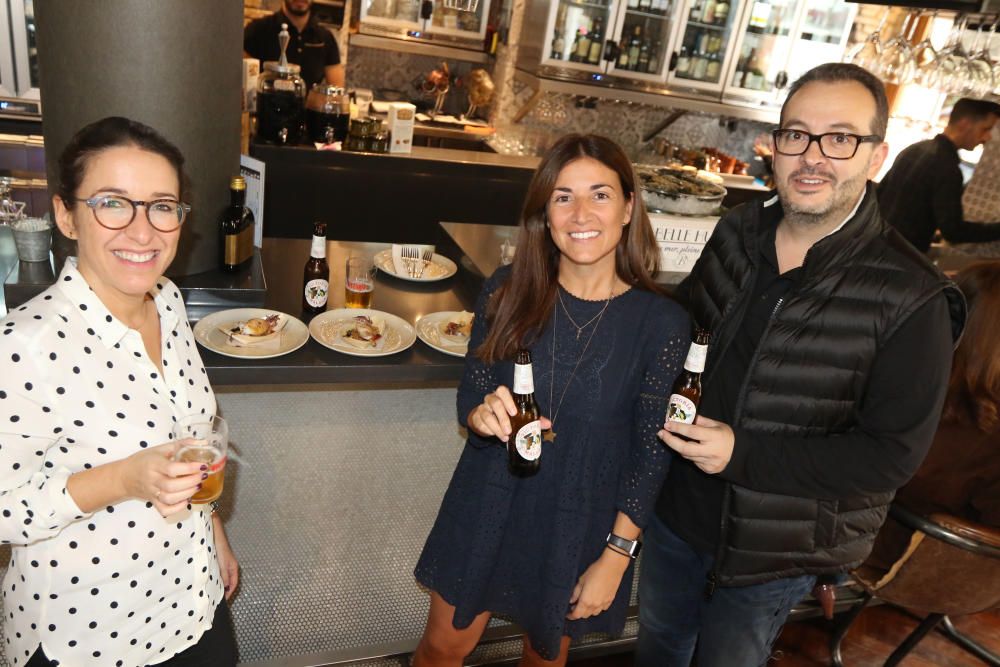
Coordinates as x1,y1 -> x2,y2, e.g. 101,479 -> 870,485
772,129 -> 883,160
78,194 -> 191,232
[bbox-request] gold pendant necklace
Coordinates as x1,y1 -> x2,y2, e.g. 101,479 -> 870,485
546,285 -> 614,442
557,288 -> 612,340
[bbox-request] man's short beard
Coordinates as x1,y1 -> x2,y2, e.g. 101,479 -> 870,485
284,1 -> 310,16
778,168 -> 868,228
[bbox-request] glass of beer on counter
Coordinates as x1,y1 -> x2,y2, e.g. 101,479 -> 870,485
172,415 -> 228,504
345,255 -> 376,308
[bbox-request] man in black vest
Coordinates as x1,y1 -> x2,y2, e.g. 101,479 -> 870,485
635,63 -> 965,667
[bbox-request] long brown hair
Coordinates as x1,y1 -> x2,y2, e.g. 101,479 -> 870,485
477,134 -> 662,364
942,261 -> 1000,433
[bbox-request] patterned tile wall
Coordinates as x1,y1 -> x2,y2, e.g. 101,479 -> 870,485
963,126 -> 1000,223
493,79 -> 773,163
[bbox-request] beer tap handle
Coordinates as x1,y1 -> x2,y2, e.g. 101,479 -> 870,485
278,23 -> 290,70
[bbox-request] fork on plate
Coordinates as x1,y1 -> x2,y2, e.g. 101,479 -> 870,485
400,246 -> 419,277
415,248 -> 434,279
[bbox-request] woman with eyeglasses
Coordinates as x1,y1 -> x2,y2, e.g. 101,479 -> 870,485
0,117 -> 238,666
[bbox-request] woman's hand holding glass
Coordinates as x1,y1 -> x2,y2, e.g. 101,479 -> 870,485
467,386 -> 551,442
118,440 -> 208,516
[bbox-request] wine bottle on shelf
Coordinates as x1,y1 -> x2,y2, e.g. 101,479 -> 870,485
705,51 -> 721,80
628,26 -> 642,70
220,176 -> 254,272
676,45 -> 692,76
701,0 -> 716,24
628,0 -> 639,8
648,39 -> 662,73
587,16 -> 604,64
690,0 -> 703,21
617,36 -> 631,69
691,48 -> 709,80
639,0 -> 652,10
735,49 -> 750,87
568,28 -> 583,62
551,27 -> 565,59
576,26 -> 592,63
714,0 -> 729,23
637,39 -> 651,72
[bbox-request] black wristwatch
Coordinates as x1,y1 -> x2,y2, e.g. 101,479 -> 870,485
606,532 -> 641,559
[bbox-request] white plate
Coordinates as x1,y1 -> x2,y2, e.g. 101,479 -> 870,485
309,308 -> 416,357
416,311 -> 473,358
374,249 -> 458,282
193,308 -> 309,359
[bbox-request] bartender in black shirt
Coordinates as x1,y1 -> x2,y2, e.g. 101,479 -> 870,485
244,0 -> 345,88
878,98 -> 1000,252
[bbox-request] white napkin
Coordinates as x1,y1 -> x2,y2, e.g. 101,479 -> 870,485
391,244 -> 435,276
219,314 -> 288,350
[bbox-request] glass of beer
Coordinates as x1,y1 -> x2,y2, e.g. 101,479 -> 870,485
345,255 -> 376,308
172,415 -> 228,504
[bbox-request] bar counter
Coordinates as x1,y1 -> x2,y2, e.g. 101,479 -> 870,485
196,235 -> 479,386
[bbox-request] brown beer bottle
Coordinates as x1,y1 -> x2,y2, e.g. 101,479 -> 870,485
508,349 -> 542,477
302,222 -> 329,313
666,328 -> 710,424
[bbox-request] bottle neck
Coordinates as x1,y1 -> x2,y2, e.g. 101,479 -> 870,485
513,362 -> 534,396
231,187 -> 246,208
310,234 -> 326,259
683,342 -> 708,373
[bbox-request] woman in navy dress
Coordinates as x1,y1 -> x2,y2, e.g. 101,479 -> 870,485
413,134 -> 689,665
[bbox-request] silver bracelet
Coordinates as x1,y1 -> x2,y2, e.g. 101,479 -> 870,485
210,501 -> 221,515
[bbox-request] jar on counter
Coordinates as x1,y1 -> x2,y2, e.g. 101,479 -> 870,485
306,84 -> 350,144
255,24 -> 307,145
344,118 -> 389,153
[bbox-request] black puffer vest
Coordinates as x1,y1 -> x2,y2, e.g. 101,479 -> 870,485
684,184 -> 966,587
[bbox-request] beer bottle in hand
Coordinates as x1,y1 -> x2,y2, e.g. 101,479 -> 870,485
667,329 -> 710,424
302,222 -> 329,313
508,349 -> 542,477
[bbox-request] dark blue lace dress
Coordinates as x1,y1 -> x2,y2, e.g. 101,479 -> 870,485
414,266 -> 689,659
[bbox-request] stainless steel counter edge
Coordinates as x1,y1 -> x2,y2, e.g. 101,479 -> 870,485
254,142 -> 541,171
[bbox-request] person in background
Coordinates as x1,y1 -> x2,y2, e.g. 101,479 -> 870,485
412,134 -> 688,666
868,261 -> 1000,570
635,63 -> 966,667
878,98 -> 1000,253
0,117 -> 238,666
244,0 -> 345,88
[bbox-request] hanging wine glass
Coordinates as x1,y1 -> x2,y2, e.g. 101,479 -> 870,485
961,22 -> 995,98
877,10 -> 920,85
912,11 -> 941,89
845,7 -> 889,73
935,15 -> 971,95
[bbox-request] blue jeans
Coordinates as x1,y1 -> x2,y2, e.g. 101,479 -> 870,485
636,515 -> 816,667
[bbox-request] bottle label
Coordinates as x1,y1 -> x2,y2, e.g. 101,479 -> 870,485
304,278 -> 329,308
683,342 -> 708,373
513,363 -> 534,394
310,235 -> 326,258
515,420 -> 542,461
225,224 -> 254,265
666,394 -> 697,424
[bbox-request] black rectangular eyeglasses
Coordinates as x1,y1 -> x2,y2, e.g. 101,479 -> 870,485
772,129 -> 883,160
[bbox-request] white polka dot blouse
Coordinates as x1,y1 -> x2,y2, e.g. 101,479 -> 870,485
0,258 -> 224,666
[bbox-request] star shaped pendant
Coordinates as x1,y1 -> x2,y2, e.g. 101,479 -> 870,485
543,430 -> 556,443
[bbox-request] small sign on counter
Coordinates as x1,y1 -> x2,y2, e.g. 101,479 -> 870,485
649,211 -> 720,273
